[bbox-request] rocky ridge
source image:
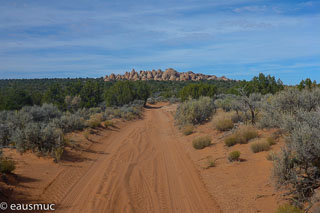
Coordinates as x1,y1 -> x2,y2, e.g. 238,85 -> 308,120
104,68 -> 230,81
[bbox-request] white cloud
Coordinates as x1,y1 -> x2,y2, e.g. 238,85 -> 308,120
0,0 -> 319,82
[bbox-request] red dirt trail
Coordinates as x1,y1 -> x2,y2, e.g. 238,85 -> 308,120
48,105 -> 221,212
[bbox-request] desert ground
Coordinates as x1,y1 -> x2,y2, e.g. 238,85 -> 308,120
1,103 -> 282,212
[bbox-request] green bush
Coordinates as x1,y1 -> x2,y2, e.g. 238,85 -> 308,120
175,96 -> 215,126
228,151 -> 241,162
251,140 -> 270,153
276,204 -> 302,213
192,136 -> 211,149
179,83 -> 216,101
105,81 -> 150,107
182,125 -> 193,136
0,158 -> 16,173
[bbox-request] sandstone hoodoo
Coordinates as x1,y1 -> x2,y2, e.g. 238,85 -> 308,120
104,68 -> 230,81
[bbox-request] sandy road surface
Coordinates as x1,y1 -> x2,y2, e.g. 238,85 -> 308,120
50,105 -> 220,212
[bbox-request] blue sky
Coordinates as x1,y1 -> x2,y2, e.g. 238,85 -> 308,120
0,0 -> 319,84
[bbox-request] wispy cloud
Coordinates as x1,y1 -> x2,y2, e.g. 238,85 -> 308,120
233,5 -> 267,13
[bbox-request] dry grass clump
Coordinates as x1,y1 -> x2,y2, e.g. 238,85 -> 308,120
239,126 -> 259,144
88,113 -> 103,128
0,158 -> 16,174
192,136 -> 211,149
54,147 -> 64,162
224,125 -> 258,147
212,111 -> 235,131
228,151 -> 241,162
250,139 -> 271,153
182,125 -> 194,136
215,119 -> 234,131
266,136 -> 276,145
83,129 -> 90,140
276,204 -> 302,213
205,156 -> 216,169
225,135 -> 238,147
104,120 -> 115,128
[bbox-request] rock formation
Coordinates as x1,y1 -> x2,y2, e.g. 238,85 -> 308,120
104,68 -> 230,82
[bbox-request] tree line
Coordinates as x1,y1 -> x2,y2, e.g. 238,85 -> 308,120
1,73 -> 314,111
0,78 -> 241,111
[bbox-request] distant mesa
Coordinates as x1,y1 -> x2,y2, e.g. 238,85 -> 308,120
104,68 -> 230,82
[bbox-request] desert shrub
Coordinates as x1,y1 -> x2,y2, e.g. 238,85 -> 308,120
175,96 -> 215,126
169,97 -> 180,104
104,120 -> 115,128
192,136 -> 211,149
250,140 -> 270,153
179,83 -> 216,101
272,109 -> 320,207
0,158 -> 16,173
258,88 -> 320,129
276,204 -> 302,213
40,123 -> 64,155
231,112 -> 243,123
214,94 -> 237,112
228,151 -> 241,162
23,122 -> 42,151
0,123 -> 11,146
21,103 -> 61,123
147,97 -> 156,104
231,90 -> 262,124
224,135 -> 238,147
11,122 -> 64,156
118,104 -> 143,120
266,151 -> 276,161
10,128 -> 25,152
111,108 -> 122,118
155,96 -> 164,102
53,113 -> 87,133
89,107 -> 103,115
74,108 -> 91,120
182,125 -> 193,136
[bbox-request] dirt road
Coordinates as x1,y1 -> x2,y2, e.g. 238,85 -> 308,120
48,105 -> 220,212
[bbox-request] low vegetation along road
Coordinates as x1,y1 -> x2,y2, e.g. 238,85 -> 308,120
52,105 -> 220,212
